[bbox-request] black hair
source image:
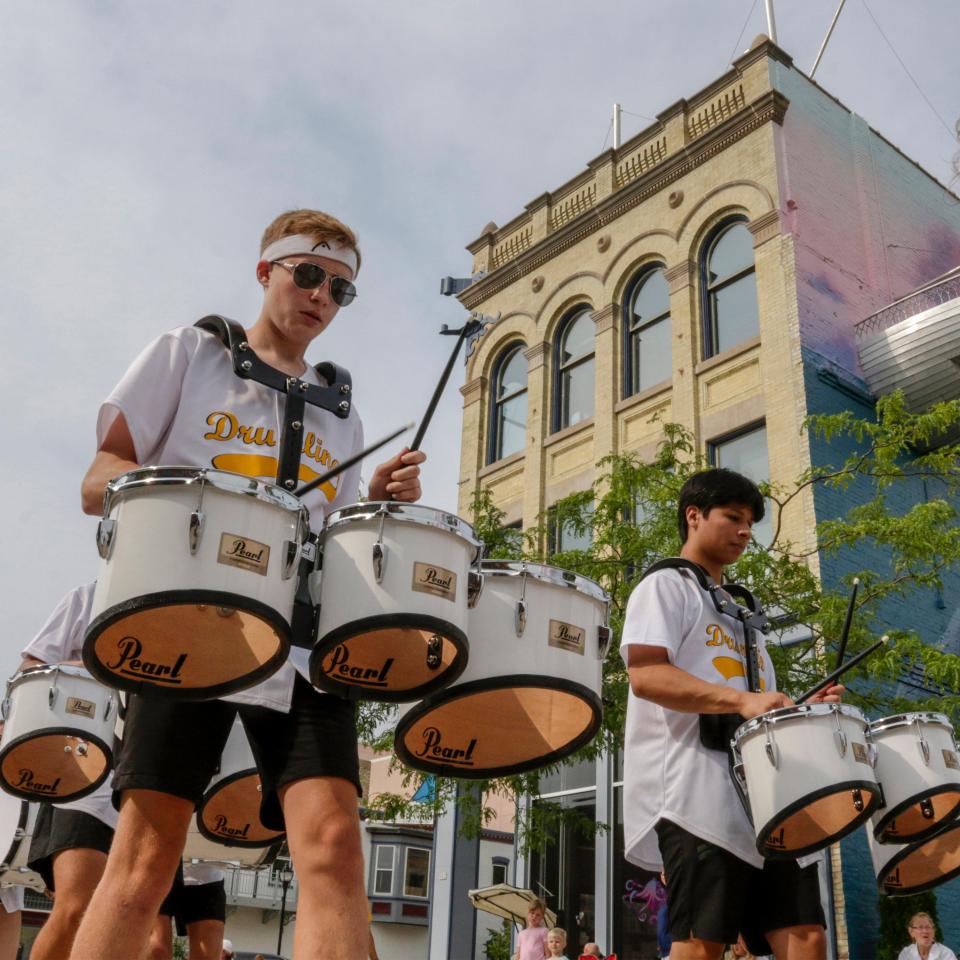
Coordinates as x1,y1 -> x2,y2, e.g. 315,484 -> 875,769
677,468 -> 764,542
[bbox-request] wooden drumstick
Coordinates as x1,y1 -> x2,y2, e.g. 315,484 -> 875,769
796,635 -> 889,704
296,422 -> 414,497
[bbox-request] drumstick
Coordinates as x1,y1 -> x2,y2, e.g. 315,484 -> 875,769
296,422 -> 414,497
410,316 -> 483,452
834,577 -> 860,670
796,635 -> 889,704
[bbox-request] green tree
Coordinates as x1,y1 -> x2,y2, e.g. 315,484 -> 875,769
483,919 -> 512,960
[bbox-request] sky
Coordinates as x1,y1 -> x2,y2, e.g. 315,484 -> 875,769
1,0 -> 957,677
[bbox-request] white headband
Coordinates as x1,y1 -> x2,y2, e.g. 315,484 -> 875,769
260,234 -> 359,276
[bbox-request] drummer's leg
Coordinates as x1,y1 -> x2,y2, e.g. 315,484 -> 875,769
0,906 -> 20,960
145,913 -> 174,960
31,847 -> 107,960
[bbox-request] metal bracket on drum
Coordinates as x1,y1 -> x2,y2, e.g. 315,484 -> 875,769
832,707 -> 848,759
1,697 -> 9,721
467,569 -> 484,609
96,518 -> 117,560
372,509 -> 388,584
426,635 -> 443,671
764,721 -> 779,768
514,569 -> 529,637
189,477 -> 207,555
914,716 -> 931,766
597,625 -> 612,660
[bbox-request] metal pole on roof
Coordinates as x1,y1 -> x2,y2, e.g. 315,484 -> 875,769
764,0 -> 778,44
612,103 -> 622,149
810,0 -> 848,79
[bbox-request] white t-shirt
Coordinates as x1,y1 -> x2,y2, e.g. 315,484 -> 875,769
620,568 -> 776,870
19,583 -> 118,830
96,325 -> 365,712
898,945 -> 958,960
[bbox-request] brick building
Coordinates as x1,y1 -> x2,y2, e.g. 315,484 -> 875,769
452,36 -> 960,959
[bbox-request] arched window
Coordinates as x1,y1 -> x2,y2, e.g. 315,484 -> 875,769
489,343 -> 528,463
625,266 -> 671,397
555,309 -> 595,431
702,220 -> 759,358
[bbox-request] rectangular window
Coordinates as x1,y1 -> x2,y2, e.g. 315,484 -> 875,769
373,845 -> 394,896
549,504 -> 594,554
491,859 -> 509,886
403,847 -> 431,898
709,423 -> 771,546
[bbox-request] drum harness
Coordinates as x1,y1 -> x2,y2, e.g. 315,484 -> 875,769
640,558 -> 773,821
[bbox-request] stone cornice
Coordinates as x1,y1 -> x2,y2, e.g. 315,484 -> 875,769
459,89 -> 790,310
664,260 -> 696,293
524,341 -> 550,369
592,304 -> 617,333
747,209 -> 782,246
460,376 -> 487,405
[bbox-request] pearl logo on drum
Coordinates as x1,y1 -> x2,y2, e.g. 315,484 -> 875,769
415,726 -> 477,766
217,533 -> 271,576
325,646 -> 394,687
105,637 -> 188,685
15,768 -> 62,795
412,563 -> 457,602
211,814 -> 251,840
945,749 -> 960,771
65,696 -> 96,719
548,620 -> 586,655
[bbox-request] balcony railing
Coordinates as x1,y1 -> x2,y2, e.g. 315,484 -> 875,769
224,861 -> 298,909
855,268 -> 960,339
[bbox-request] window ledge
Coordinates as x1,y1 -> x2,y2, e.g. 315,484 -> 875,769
615,380 -> 671,414
479,449 -> 526,480
694,335 -> 761,375
543,417 -> 595,449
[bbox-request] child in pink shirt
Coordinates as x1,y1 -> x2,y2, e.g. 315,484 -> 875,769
513,901 -> 549,960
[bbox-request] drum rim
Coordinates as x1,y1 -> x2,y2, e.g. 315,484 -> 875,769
869,712 -> 954,734
197,770 -> 286,849
872,784 -> 960,844
105,466 -> 308,517
393,675 -> 603,780
310,614 -> 470,703
478,560 -> 610,604
323,501 -> 481,550
754,778 -> 882,860
184,833 -> 285,869
82,588 -> 291,701
874,818 -> 960,896
735,702 -> 868,742
0,728 -> 114,804
7,662 -> 101,689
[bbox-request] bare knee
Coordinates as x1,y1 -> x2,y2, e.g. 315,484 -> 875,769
293,810 -> 362,880
669,939 -> 725,960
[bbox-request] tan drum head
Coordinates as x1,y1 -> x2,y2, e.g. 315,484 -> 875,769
874,786 -> 960,845
877,821 -> 960,896
758,781 -> 882,859
84,591 -> 289,700
311,615 -> 468,703
198,772 -> 284,848
394,678 -> 602,779
0,732 -> 111,802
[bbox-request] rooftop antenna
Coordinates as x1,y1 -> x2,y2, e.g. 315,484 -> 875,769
810,0 -> 848,79
764,0 -> 778,44
612,103 -> 622,149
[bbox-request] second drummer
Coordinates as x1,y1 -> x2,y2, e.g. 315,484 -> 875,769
70,209 -> 424,959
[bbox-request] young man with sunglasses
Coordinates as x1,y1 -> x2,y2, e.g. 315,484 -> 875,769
69,209 -> 424,960
621,469 -> 842,960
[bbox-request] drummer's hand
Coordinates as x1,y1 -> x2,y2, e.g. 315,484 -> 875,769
737,690 -> 794,720
368,448 -> 426,502
806,683 -> 845,704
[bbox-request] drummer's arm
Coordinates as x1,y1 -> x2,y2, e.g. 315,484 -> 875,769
81,414 -> 140,515
367,447 -> 426,502
625,645 -> 792,720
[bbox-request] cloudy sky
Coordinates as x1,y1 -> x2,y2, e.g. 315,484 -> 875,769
1,0 -> 957,674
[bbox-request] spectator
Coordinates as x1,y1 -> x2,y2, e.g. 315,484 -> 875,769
512,900 -> 549,960
898,913 -> 957,960
221,939 -> 235,960
547,927 -> 570,959
581,943 -> 604,958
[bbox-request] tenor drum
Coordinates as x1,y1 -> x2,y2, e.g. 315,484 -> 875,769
732,703 -> 882,858
197,719 -> 284,849
84,467 -> 311,700
868,819 -> 960,896
184,815 -> 282,869
309,502 -> 481,702
0,665 -> 117,802
869,713 -> 960,844
395,561 -> 610,779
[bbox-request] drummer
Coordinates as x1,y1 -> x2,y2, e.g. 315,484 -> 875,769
620,469 -> 843,960
147,861 -> 227,959
69,209 -> 425,960
15,583 -> 118,960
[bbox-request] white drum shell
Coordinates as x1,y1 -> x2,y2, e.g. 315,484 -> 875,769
734,704 -> 880,857
867,820 -> 960,896
313,504 -> 478,640
92,471 -> 306,630
869,713 -> 960,842
0,666 -> 116,801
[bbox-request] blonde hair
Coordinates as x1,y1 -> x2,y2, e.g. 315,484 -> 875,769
260,209 -> 361,274
909,911 -> 935,931
548,927 -> 567,944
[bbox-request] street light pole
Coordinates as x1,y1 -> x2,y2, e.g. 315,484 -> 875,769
277,864 -> 294,955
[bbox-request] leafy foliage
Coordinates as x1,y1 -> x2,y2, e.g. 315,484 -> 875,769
483,919 -> 512,960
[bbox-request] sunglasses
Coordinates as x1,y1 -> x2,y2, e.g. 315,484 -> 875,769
272,260 -> 357,307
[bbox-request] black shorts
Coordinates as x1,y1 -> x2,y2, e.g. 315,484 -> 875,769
113,674 -> 360,832
27,806 -> 114,891
655,819 -> 825,955
159,864 -> 226,933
